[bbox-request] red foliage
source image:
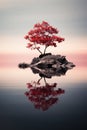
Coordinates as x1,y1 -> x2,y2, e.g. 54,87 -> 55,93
25,81 -> 65,111
24,21 -> 65,54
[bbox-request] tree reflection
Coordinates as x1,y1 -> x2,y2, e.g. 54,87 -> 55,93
25,78 -> 65,111
18,61 -> 75,111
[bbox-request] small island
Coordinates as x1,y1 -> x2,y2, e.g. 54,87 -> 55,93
19,21 -> 75,76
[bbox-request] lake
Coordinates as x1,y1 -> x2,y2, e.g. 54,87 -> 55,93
0,55 -> 87,130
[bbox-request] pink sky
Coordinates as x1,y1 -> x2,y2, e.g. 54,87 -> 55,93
0,52 -> 87,68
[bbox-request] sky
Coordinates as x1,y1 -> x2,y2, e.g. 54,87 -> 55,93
0,0 -> 87,87
0,0 -> 87,55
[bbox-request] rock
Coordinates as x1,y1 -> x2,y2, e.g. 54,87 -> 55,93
30,54 -> 75,78
65,62 -> 75,69
30,54 -> 74,69
18,54 -> 75,78
39,53 -> 52,58
31,57 -> 40,64
18,63 -> 30,69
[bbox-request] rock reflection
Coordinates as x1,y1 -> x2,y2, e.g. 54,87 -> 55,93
25,78 -> 65,111
19,59 -> 75,111
19,55 -> 75,78
31,66 -> 68,78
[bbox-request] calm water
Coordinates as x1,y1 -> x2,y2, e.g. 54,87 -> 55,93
0,60 -> 87,130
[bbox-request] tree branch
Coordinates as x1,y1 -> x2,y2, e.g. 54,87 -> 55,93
37,48 -> 42,54
34,42 -> 42,54
44,46 -> 47,54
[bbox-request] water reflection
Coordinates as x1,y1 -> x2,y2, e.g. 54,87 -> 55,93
31,66 -> 68,78
19,61 -> 74,111
25,77 -> 65,111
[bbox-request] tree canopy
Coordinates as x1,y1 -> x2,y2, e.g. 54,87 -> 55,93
24,21 -> 65,54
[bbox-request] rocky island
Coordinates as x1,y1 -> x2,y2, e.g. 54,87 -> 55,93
19,53 -> 75,78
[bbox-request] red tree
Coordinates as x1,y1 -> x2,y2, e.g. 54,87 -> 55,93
24,21 -> 65,54
25,79 -> 65,111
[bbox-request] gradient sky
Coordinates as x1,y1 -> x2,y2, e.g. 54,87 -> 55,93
0,0 -> 87,54
0,0 -> 87,88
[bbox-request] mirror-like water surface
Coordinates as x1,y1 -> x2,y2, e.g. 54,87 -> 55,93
0,57 -> 87,130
